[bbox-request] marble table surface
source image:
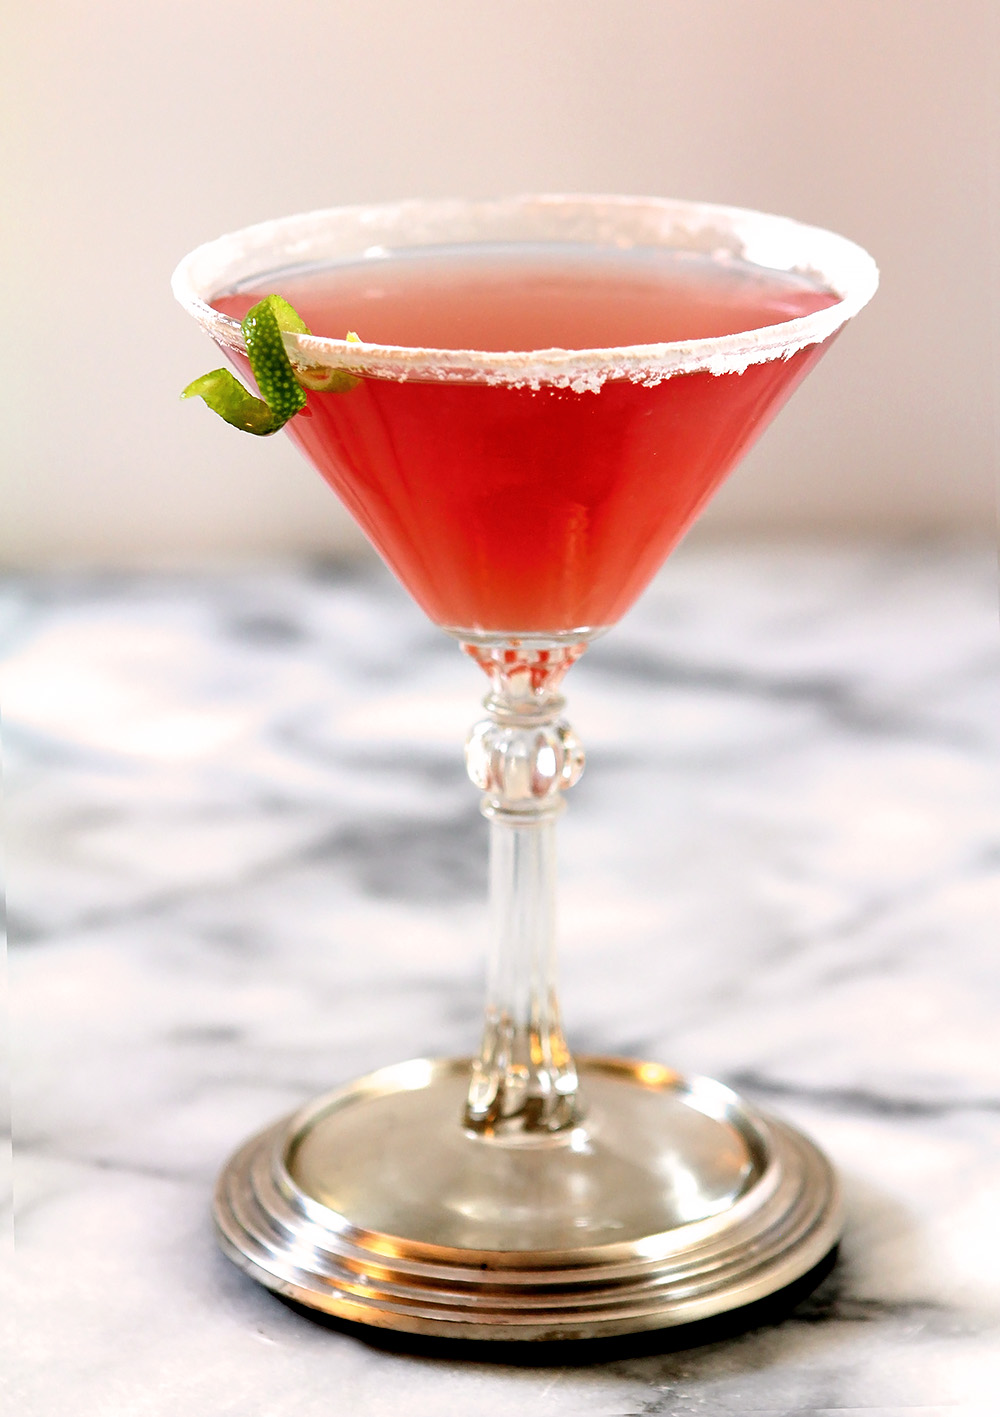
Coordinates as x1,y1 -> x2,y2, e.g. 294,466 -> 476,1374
3,542 -> 998,1416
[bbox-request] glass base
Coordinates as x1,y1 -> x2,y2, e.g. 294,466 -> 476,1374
214,1056 -> 841,1341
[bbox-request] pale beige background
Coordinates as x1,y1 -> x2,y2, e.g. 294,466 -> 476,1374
4,0 -> 997,567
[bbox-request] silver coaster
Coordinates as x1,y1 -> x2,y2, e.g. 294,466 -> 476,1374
214,1056 -> 840,1341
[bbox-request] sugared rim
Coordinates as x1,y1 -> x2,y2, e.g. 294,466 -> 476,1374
171,194 -> 878,391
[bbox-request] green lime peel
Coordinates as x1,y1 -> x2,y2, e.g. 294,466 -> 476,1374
182,294 -> 359,435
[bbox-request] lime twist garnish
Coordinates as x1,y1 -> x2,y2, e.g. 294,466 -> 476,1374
182,295 -> 359,435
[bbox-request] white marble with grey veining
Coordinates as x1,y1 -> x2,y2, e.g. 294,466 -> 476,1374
2,542 -> 998,1416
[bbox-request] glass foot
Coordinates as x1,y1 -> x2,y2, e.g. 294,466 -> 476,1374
214,1056 -> 841,1341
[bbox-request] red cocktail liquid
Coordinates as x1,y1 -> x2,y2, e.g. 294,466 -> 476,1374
215,246 -> 837,632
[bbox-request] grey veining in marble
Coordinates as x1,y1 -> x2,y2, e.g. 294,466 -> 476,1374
3,542 -> 999,1415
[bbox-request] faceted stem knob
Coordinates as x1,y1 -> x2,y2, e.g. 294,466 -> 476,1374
466,718 -> 584,819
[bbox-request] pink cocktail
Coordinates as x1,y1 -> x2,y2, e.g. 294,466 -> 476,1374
173,197 -> 877,1341
214,242 -> 839,632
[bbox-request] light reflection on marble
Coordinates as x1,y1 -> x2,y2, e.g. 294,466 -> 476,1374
3,543 -> 998,1415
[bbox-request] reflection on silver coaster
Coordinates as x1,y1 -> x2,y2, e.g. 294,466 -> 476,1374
215,1056 -> 840,1341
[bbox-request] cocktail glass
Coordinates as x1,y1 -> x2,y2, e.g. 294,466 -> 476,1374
172,196 -> 877,1340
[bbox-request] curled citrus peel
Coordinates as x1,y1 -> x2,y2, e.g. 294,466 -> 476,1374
182,296 -> 359,435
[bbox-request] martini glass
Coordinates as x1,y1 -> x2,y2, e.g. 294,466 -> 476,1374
172,196 -> 877,1340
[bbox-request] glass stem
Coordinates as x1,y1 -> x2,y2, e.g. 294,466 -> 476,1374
461,641 -> 586,1136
